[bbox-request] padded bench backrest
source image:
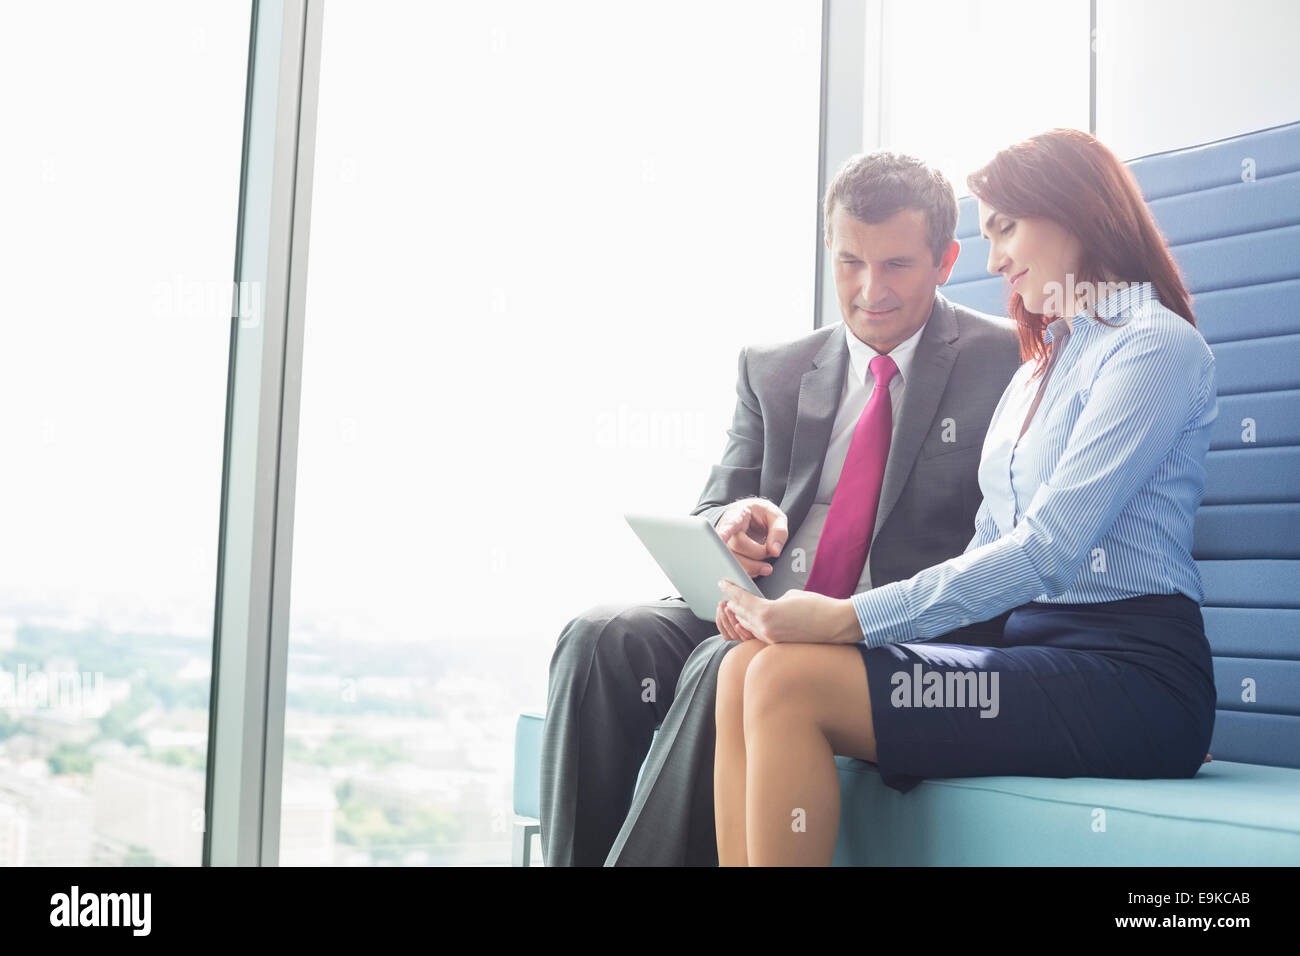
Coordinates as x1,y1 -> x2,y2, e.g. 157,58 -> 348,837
941,121 -> 1300,770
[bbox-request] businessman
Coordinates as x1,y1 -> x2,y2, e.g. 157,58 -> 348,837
540,151 -> 1022,866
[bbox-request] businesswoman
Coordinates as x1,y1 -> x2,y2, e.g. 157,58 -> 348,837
715,128 -> 1217,866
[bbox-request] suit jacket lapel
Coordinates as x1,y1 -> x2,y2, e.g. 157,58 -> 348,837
871,293 -> 960,543
783,327 -> 848,538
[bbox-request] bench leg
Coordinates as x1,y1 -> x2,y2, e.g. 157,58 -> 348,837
512,819 -> 541,867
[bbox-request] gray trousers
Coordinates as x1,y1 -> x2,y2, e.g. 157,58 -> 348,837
539,595 -> 738,866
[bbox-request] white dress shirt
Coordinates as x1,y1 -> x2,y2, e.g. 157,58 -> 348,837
763,315 -> 929,598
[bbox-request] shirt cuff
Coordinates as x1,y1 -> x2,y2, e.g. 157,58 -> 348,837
850,580 -> 915,648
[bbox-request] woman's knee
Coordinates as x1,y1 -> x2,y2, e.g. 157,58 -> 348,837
740,643 -> 806,718
717,639 -> 767,697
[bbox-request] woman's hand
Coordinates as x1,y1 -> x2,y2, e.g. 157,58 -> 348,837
715,596 -> 758,642
717,580 -> 863,645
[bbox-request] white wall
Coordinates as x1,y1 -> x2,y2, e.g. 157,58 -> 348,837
1096,0 -> 1300,159
865,0 -> 1300,183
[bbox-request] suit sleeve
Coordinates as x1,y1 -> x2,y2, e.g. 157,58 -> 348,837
691,345 -> 764,524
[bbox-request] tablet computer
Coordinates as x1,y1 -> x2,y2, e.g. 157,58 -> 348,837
625,512 -> 765,621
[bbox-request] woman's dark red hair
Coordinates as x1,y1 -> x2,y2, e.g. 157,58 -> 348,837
966,128 -> 1196,373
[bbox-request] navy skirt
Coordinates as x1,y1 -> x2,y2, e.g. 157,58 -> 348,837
855,593 -> 1217,793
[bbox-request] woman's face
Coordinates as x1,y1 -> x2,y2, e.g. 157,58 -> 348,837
977,199 -> 1085,317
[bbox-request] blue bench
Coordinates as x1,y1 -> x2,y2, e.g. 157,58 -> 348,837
514,121 -> 1300,866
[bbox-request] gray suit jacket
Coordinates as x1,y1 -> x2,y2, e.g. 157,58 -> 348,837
692,290 -> 1022,594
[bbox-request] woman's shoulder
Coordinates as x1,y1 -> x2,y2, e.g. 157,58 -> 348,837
1092,285 -> 1214,370
1079,289 -> 1216,420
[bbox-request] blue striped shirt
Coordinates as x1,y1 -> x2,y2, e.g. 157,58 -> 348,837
851,281 -> 1217,648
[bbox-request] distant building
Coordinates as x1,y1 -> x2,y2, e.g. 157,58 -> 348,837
91,747 -> 204,866
0,801 -> 27,865
0,617 -> 16,651
279,769 -> 337,866
0,767 -> 93,865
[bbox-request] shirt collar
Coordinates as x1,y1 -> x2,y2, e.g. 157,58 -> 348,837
843,311 -> 928,389
1086,282 -> 1159,327
1043,315 -> 1072,345
1093,280 -> 1158,320
1046,280 -> 1160,343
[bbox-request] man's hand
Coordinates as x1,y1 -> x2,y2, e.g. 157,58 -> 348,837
716,579 -> 863,645
715,498 -> 789,580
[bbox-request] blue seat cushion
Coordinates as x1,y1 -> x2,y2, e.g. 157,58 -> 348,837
517,712 -> 1300,866
833,756 -> 1300,865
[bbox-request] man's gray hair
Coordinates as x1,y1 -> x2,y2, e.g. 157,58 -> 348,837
823,151 -> 959,265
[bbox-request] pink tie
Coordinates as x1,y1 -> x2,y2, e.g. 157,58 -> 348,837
805,354 -> 897,599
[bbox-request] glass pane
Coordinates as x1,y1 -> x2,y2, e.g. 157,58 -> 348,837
874,0 -> 1091,192
284,0 -> 822,865
1095,0 -> 1300,158
0,0 -> 250,865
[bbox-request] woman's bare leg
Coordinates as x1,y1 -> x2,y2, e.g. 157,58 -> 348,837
742,643 -> 876,865
714,638 -> 768,866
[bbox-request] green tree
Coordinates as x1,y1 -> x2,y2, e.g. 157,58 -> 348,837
48,743 -> 94,775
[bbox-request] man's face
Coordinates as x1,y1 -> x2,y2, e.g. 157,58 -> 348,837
826,206 -> 958,353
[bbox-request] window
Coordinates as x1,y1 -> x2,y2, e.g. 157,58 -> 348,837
282,0 -> 822,865
868,0 -> 1090,192
0,0 -> 251,866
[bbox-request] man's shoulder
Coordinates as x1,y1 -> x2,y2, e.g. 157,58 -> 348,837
941,293 -> 1018,348
738,323 -> 842,373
